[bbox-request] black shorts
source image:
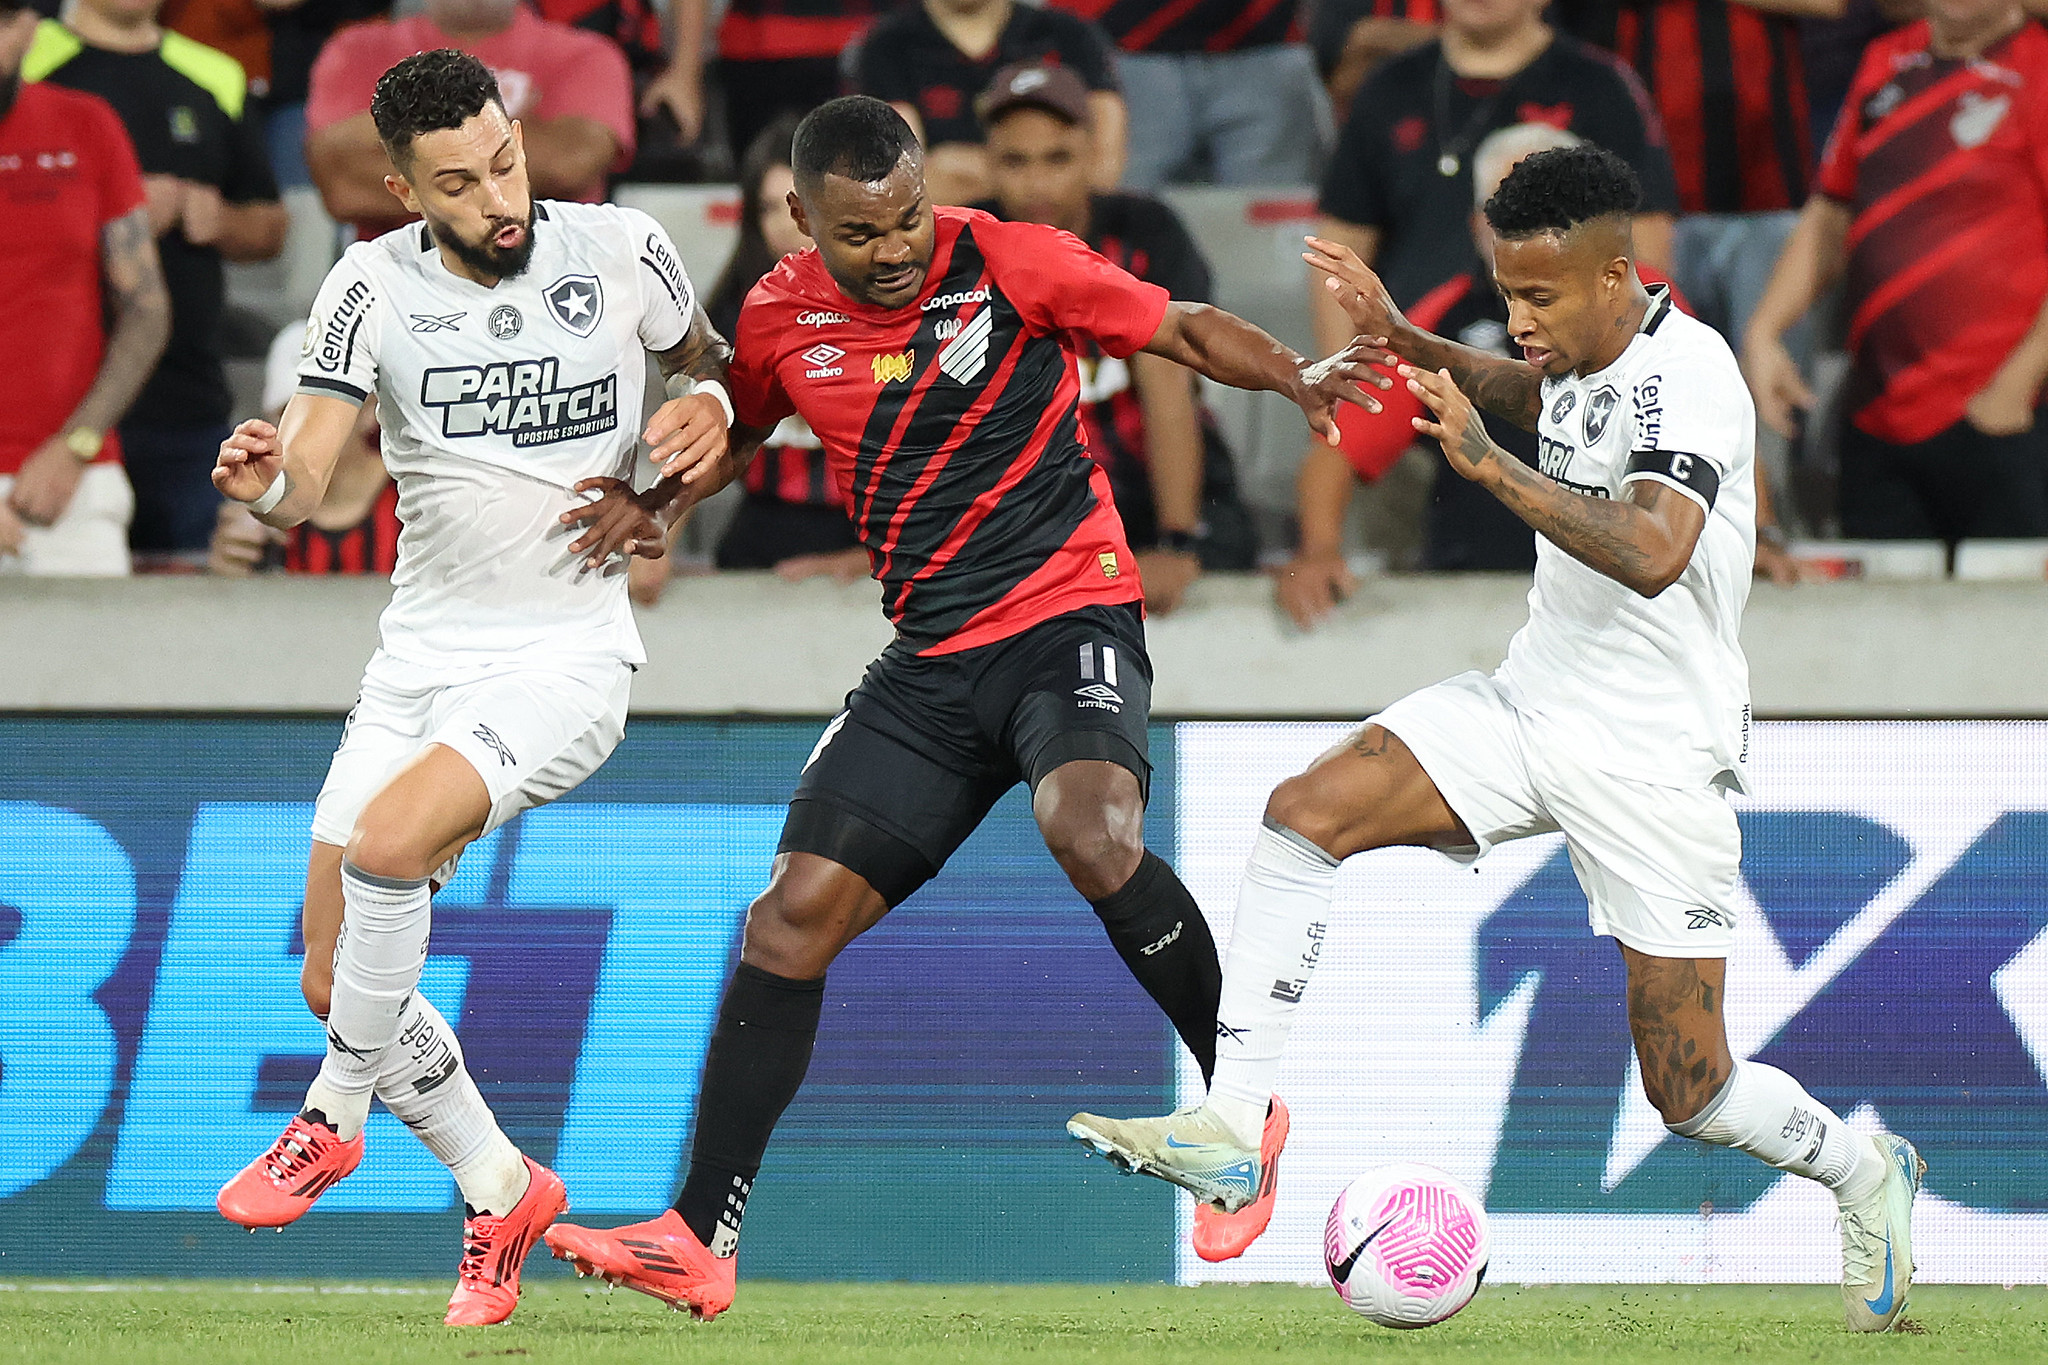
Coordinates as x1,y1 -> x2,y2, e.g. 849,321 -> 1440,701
779,601 -> 1152,907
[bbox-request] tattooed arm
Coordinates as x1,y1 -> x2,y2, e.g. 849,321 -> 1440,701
644,305 -> 737,480
1303,234 -> 1545,433
1404,364 -> 1705,597
7,206 -> 172,525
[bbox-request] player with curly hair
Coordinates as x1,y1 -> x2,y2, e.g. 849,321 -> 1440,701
1068,144 -> 1926,1334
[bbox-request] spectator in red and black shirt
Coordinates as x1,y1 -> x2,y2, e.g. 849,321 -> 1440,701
712,0 -> 893,166
973,62 -> 1257,612
1745,0 -> 2048,542
1046,0 -> 1328,188
705,114 -> 865,582
553,97 -> 1381,1288
1557,0 -> 1830,350
848,0 -> 1125,204
1312,0 -> 1680,352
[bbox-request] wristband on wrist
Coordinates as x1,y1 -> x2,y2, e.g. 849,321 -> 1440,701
248,471 -> 288,516
689,378 -> 735,428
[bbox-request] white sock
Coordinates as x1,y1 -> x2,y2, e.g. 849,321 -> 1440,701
305,861 -> 433,1142
1206,818 -> 1341,1148
1669,1059 -> 1887,1203
376,995 -> 529,1216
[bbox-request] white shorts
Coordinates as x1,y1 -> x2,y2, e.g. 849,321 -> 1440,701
1373,671 -> 1741,958
0,464 -> 133,576
312,651 -> 633,880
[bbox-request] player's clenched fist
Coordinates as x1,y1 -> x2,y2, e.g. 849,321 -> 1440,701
213,418 -> 283,502
645,390 -> 730,481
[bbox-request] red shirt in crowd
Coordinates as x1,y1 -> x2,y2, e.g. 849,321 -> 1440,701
1816,18 -> 2048,445
306,7 -> 635,211
731,208 -> 1167,655
1562,0 -> 1813,214
0,82 -> 143,476
719,0 -> 895,63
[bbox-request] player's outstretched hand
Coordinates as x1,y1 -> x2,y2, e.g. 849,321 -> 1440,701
212,419 -> 284,503
1295,339 -> 1394,446
1304,236 -> 1408,343
1402,364 -> 1497,481
646,391 -> 730,482
562,475 -> 673,569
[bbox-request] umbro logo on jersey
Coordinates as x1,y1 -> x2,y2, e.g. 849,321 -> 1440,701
871,351 -> 913,383
409,312 -> 464,333
545,275 -> 604,337
1584,386 -> 1619,444
802,344 -> 845,378
936,308 -> 993,384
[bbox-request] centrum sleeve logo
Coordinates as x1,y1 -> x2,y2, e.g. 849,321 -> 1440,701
419,359 -> 618,445
871,351 -> 913,383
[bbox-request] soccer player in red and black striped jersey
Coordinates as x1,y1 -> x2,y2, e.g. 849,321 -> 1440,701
544,95 -> 1382,1313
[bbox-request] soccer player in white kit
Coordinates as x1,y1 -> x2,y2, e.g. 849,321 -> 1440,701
1067,147 -> 1926,1333
207,50 -> 733,1325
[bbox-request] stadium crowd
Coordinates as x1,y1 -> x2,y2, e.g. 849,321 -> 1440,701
1,0 -> 2044,602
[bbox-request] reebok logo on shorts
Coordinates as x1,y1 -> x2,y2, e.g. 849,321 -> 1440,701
472,724 -> 516,767
1687,906 -> 1730,930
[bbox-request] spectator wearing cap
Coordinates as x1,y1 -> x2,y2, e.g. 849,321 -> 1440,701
1555,0 -> 1835,353
28,0 -> 287,571
305,0 -> 634,238
972,62 -> 1257,611
1745,0 -> 2048,544
0,0 -> 169,574
1044,0 -> 1329,188
849,0 -> 1125,206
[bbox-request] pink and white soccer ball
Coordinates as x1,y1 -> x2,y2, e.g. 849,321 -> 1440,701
1324,1164 -> 1490,1328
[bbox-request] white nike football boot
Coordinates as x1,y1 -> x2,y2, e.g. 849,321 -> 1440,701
1066,1106 -> 1259,1212
1838,1133 -> 1924,1332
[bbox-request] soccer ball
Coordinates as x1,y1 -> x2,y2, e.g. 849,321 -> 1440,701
1324,1164 -> 1490,1328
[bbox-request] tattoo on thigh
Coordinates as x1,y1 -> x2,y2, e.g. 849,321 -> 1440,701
1349,729 -> 1391,759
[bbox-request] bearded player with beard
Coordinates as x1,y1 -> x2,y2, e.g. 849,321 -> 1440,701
207,49 -> 733,1326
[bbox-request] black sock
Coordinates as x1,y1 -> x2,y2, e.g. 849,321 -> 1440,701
1089,850 -> 1220,1084
672,962 -> 825,1252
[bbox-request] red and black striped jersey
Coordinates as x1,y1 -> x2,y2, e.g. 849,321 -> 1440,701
1049,0 -> 1301,55
717,0 -> 898,64
1560,0 -> 1812,214
285,481 -> 401,575
731,207 -> 1167,654
1816,19 -> 2048,444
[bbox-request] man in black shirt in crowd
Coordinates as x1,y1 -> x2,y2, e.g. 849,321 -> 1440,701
973,62 -> 1256,612
29,0 -> 285,570
1279,0 -> 1679,615
850,0 -> 1126,205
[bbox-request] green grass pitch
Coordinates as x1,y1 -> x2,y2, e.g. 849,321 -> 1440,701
5,1282 -> 2046,1365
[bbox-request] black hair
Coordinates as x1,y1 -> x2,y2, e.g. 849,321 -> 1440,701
791,95 -> 920,189
708,112 -> 806,337
1482,145 -> 1642,240
371,49 -> 503,164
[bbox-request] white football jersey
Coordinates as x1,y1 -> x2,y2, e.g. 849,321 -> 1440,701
1494,286 -> 1756,790
296,200 -> 697,673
